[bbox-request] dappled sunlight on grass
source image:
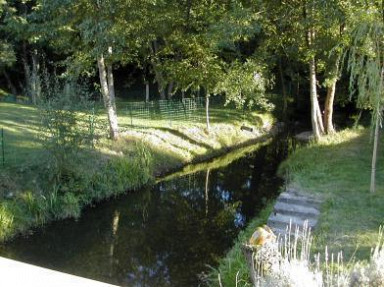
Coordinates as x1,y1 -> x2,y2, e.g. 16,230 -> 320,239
0,100 -> 273,241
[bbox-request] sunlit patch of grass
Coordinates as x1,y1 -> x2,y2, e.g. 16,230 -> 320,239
279,128 -> 384,261
0,100 -> 272,241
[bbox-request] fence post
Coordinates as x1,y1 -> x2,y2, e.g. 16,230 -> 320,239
128,104 -> 133,126
1,128 -> 4,167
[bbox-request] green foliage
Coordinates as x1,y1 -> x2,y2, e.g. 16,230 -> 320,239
347,6 -> 384,114
216,59 -> 274,111
38,78 -> 104,189
0,41 -> 16,68
161,35 -> 224,94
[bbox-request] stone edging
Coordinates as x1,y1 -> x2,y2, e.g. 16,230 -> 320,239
267,187 -> 323,236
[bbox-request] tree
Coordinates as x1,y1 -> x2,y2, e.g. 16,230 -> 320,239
161,34 -> 224,131
0,41 -> 16,94
347,1 -> 384,192
35,0 -> 155,139
215,59 -> 271,111
0,1 -> 16,94
1,0 -> 44,102
261,0 -> 352,139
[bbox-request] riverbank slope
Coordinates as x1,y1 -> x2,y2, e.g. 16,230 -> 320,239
0,102 -> 274,242
211,128 -> 384,286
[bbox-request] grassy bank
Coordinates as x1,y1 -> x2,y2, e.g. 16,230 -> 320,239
209,128 -> 384,287
0,101 -> 272,242
279,128 -> 384,260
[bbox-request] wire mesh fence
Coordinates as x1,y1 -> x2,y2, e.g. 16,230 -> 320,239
125,97 -> 206,127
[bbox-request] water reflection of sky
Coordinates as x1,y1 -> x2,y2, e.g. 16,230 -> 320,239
0,136 -> 289,287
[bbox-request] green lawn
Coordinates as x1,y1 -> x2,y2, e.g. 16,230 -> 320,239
0,103 -> 43,168
0,100 -> 272,242
279,128 -> 384,260
209,128 -> 384,287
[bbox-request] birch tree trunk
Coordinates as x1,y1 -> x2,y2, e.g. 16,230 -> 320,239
31,49 -> 41,104
22,42 -> 32,100
97,53 -> 119,140
324,80 -> 337,134
205,93 -> 210,132
324,60 -> 340,134
107,47 -> 117,111
305,1 -> 324,140
309,57 -> 323,140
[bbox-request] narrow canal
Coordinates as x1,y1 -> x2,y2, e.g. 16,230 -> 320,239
0,132 -> 294,287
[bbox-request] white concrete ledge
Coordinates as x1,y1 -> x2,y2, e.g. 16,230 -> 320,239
0,257 -> 119,287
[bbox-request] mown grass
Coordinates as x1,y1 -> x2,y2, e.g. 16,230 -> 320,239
0,100 -> 272,242
208,128 -> 384,287
279,128 -> 384,261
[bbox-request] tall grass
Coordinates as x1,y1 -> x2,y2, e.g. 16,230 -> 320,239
216,224 -> 384,287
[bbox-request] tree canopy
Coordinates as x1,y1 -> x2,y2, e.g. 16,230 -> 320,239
0,0 -> 382,143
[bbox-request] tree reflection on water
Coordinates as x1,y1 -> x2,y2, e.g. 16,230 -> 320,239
0,134 -> 293,287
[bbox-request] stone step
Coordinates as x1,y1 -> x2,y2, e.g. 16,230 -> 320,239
273,201 -> 320,218
277,191 -> 322,208
267,213 -> 317,232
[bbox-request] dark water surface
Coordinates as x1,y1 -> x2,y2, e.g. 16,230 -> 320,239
0,134 -> 293,287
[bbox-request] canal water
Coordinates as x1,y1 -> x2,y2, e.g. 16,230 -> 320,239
0,133 -> 294,287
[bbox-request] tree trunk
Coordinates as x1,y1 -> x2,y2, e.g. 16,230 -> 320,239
305,2 -> 324,140
150,41 -> 166,100
31,49 -> 41,104
309,57 -> 323,140
3,70 -> 17,95
370,112 -> 380,193
107,47 -> 117,111
205,93 -> 210,132
97,53 -> 119,140
324,59 -> 340,134
145,82 -> 150,102
167,81 -> 174,99
278,57 -> 288,120
324,80 -> 337,134
22,42 -> 32,99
